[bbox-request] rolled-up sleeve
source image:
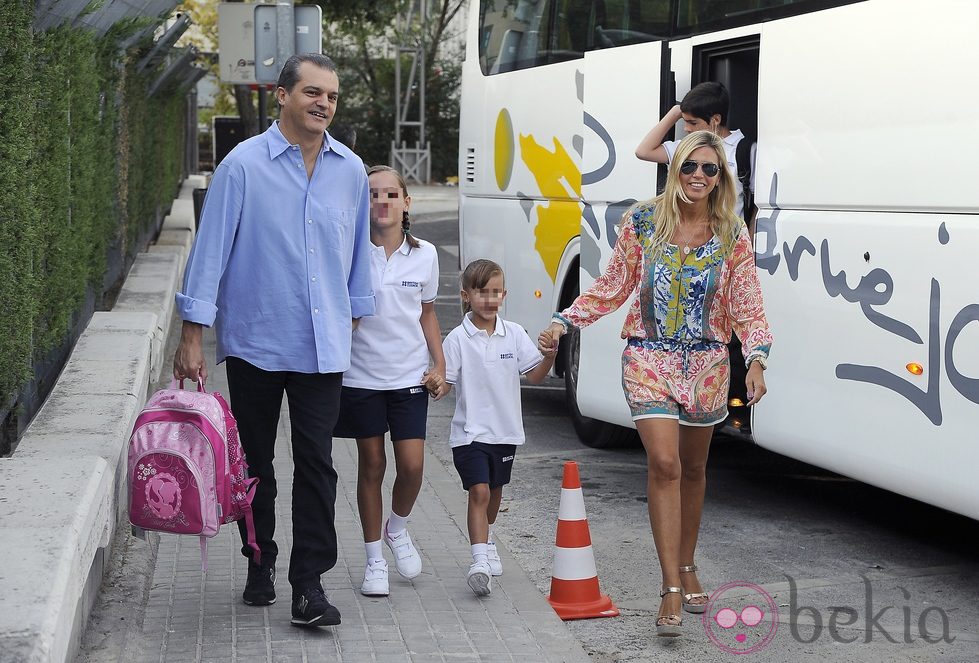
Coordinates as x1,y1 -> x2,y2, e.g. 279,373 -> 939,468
726,227 -> 773,367
175,162 -> 243,326
347,174 -> 376,319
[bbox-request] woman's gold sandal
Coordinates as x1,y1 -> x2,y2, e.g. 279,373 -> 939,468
656,586 -> 683,637
680,564 -> 709,614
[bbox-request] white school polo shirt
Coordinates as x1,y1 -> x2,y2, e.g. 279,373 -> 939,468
664,129 -> 747,219
443,313 -> 543,448
343,237 -> 439,390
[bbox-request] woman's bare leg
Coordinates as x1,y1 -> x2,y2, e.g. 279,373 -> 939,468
678,424 -> 714,607
635,418 -> 683,623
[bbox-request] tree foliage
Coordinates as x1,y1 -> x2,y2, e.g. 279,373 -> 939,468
315,0 -> 467,180
0,2 -> 187,447
174,0 -> 468,178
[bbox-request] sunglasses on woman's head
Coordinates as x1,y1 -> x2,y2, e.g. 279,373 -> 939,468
680,160 -> 720,177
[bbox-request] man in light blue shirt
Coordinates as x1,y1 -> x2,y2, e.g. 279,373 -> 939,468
173,53 -> 374,628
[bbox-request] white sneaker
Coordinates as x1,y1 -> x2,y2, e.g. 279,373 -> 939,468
467,561 -> 492,596
486,542 -> 503,577
383,521 -> 422,579
361,559 -> 389,596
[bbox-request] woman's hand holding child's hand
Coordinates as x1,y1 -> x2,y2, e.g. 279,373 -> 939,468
537,329 -> 560,357
538,324 -> 564,356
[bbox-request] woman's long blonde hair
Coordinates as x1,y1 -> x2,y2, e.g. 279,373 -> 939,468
631,130 -> 742,258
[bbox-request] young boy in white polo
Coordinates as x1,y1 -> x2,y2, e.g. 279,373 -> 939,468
441,259 -> 556,596
635,81 -> 755,223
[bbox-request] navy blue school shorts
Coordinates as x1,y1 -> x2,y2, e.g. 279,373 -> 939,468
334,386 -> 429,441
451,442 -> 517,490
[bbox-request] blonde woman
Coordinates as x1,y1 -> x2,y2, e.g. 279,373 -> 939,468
542,131 -> 773,637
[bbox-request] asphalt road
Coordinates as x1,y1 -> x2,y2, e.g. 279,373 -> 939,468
414,210 -> 979,663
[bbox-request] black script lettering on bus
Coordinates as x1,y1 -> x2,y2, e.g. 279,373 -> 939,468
755,174 -> 979,424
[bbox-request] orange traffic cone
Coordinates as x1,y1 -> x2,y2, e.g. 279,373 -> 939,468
546,461 -> 619,620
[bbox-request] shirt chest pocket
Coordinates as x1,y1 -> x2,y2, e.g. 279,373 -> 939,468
320,207 -> 354,253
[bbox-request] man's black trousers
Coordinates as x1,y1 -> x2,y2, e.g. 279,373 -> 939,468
226,356 -> 341,590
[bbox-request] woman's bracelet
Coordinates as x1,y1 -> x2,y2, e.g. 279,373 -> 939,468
550,312 -> 572,333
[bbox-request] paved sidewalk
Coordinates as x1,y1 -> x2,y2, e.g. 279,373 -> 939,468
130,330 -> 588,663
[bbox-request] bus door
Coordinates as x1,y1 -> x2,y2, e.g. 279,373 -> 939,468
691,35 -> 761,434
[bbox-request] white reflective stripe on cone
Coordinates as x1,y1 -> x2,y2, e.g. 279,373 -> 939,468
557,488 -> 587,521
552,545 -> 599,581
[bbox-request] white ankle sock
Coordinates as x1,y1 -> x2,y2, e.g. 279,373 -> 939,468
365,539 -> 383,563
487,527 -> 495,543
387,511 -> 409,535
471,543 -> 488,564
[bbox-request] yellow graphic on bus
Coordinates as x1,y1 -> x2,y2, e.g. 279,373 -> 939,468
494,109 -> 515,190
518,134 -> 581,283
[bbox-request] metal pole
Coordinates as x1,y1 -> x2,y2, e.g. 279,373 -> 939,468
394,7 -> 402,146
187,85 -> 199,174
276,0 -> 295,81
419,0 -> 426,147
258,86 -> 268,134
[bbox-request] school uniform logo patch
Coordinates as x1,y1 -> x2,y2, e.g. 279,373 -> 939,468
401,280 -> 421,288
500,352 -> 514,360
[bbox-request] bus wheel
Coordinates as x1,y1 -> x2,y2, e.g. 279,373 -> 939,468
564,325 -> 638,449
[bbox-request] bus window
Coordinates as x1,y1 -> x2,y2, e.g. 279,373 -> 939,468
588,0 -> 670,49
479,0 -> 552,74
479,0 -> 673,74
674,0 -> 862,36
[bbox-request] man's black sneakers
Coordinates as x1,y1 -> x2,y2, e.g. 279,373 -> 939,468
242,561 -> 276,606
290,585 -> 341,627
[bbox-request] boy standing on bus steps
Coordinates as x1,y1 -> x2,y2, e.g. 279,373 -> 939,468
635,81 -> 755,224
439,259 -> 556,596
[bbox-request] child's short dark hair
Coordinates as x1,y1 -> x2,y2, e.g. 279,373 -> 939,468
330,123 -> 357,151
461,259 -> 503,313
680,81 -> 730,127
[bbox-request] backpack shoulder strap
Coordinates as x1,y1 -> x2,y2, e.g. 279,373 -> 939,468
735,136 -> 754,219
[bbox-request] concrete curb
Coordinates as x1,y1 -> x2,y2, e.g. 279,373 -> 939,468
0,178 -> 196,663
112,254 -> 180,384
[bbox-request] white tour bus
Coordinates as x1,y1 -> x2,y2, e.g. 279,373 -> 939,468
457,0 -> 979,520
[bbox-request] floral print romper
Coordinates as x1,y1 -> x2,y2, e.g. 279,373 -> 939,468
554,204 -> 773,426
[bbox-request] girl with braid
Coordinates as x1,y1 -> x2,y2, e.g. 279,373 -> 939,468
334,165 -> 446,597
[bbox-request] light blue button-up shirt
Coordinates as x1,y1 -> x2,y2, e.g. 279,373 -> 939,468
176,121 -> 375,373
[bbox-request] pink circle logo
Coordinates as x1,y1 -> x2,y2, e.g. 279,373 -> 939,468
145,473 -> 182,519
702,581 -> 779,654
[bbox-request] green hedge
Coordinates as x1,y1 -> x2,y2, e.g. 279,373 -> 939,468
0,2 -> 187,431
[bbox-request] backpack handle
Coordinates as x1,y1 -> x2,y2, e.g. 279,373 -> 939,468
169,377 -> 207,393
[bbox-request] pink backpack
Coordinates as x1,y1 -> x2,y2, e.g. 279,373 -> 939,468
128,379 -> 260,570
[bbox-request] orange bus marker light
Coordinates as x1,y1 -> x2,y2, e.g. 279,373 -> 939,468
906,362 -> 924,376
729,397 -> 745,408
534,289 -> 542,298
